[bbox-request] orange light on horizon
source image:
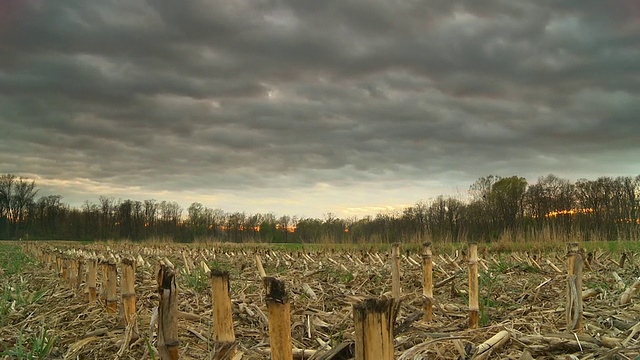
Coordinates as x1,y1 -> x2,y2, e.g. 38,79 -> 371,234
275,224 -> 296,233
545,208 -> 594,218
218,224 -> 261,231
542,208 -> 640,224
614,218 -> 640,224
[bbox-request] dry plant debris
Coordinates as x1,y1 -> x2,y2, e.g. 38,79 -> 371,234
0,242 -> 639,359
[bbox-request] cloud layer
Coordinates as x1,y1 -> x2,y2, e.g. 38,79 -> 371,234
2,0 -> 639,217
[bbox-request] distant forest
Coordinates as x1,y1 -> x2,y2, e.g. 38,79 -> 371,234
1,173 -> 639,243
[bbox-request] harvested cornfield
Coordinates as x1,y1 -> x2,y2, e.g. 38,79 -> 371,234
1,241 -> 640,359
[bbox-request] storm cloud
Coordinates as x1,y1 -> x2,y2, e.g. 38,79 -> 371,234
1,0 -> 639,217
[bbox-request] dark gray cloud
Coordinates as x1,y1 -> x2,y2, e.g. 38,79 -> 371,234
1,0 -> 639,217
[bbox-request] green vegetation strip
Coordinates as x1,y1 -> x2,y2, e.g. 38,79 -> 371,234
0,243 -> 55,359
1,243 -> 42,325
0,243 -> 32,276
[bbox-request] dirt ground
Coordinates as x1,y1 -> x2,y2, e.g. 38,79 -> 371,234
2,242 -> 640,359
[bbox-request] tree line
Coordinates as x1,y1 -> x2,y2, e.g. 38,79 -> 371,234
1,173 -> 639,243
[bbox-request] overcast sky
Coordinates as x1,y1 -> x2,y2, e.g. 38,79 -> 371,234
1,0 -> 639,218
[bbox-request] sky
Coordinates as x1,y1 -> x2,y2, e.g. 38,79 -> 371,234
1,0 -> 640,219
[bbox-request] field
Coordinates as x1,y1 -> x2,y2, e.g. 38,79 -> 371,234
1,240 -> 640,359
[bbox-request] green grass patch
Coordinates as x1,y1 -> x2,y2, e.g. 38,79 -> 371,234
0,244 -> 45,326
208,259 -> 233,272
583,239 -> 640,253
326,267 -> 354,283
0,243 -> 32,276
263,261 -> 290,275
180,267 -> 210,293
584,278 -> 610,291
1,325 -> 57,359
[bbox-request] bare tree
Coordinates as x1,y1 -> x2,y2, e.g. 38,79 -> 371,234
0,174 -> 38,238
0,174 -> 16,226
